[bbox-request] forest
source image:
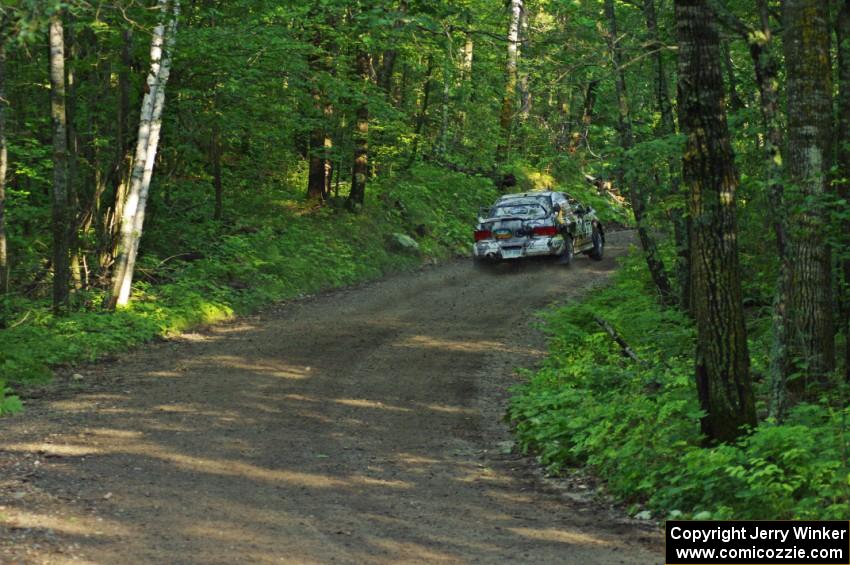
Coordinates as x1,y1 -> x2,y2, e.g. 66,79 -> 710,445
1,0 -> 849,524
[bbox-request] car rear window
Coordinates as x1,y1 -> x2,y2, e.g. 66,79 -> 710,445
489,201 -> 547,218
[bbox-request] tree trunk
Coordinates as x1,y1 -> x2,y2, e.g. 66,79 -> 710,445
49,12 -> 70,315
721,40 -> 744,111
307,127 -> 326,201
461,30 -> 473,81
742,2 -> 794,416
837,0 -> 850,384
605,0 -> 674,305
66,27 -> 83,291
434,37 -> 452,159
407,55 -> 433,168
377,1 -> 406,94
518,3 -> 531,123
644,0 -> 690,312
348,49 -> 370,209
307,25 -> 328,201
0,40 -> 8,321
568,80 -> 598,153
212,123 -> 223,219
495,0 -> 522,165
675,0 -> 755,443
106,0 -> 179,309
782,0 -> 835,391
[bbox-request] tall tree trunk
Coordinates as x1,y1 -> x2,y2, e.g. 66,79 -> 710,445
49,12 -> 70,314
106,0 -> 179,309
212,123 -> 223,219
434,36 -> 452,159
495,0 -> 522,165
407,55 -> 433,168
377,1 -> 406,93
518,3 -> 531,123
721,40 -> 744,111
457,21 -> 474,131
782,0 -> 835,392
644,0 -> 690,312
101,28 -> 134,274
307,25 -> 328,201
307,126 -> 327,201
675,0 -> 755,443
568,79 -> 597,153
745,2 -> 793,417
348,49 -> 370,209
66,27 -> 82,291
0,40 -> 8,321
605,0 -> 674,305
461,29 -> 473,81
836,0 -> 850,383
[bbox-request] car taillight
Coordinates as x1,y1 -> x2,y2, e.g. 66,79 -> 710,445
474,230 -> 493,242
532,226 -> 559,237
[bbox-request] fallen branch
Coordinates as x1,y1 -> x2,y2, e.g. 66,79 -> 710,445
593,316 -> 645,365
8,310 -> 32,329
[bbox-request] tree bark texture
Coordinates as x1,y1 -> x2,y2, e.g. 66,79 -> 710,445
0,41 -> 8,301
407,55 -> 433,168
782,0 -> 835,389
212,124 -> 223,219
837,0 -> 850,383
605,0 -> 674,306
518,4 -> 531,123
106,0 -> 179,308
675,0 -> 756,442
49,12 -> 71,314
568,80 -> 597,153
644,0 -> 690,312
101,28 -> 134,274
348,49 -> 370,208
307,26 -> 328,201
495,0 -> 522,165
721,41 -> 743,111
747,2 -> 793,417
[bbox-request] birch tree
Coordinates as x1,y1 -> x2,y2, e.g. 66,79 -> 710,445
495,0 -> 522,165
106,0 -> 179,309
0,38 -> 8,306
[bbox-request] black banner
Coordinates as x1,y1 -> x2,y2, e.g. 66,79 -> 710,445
666,521 -> 850,564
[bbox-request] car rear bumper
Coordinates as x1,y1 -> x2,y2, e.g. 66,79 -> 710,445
474,236 -> 565,260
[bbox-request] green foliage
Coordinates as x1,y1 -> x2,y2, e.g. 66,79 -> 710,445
0,165 -> 496,393
509,251 -> 850,520
0,381 -> 22,416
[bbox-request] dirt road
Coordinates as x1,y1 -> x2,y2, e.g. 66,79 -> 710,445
0,230 -> 661,564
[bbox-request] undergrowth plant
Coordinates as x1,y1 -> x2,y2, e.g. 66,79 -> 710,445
0,165 -> 497,398
508,251 -> 850,520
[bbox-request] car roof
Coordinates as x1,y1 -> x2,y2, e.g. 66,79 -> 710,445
498,191 -> 557,200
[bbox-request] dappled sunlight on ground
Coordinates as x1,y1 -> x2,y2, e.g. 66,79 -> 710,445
507,526 -> 610,546
396,334 -> 545,356
0,234 -> 659,563
1,509 -> 128,538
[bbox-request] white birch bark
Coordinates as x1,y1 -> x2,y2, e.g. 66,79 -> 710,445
107,0 -> 179,308
496,0 -> 523,163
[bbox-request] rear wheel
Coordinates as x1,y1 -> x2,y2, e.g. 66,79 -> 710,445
558,236 -> 574,266
473,255 -> 497,270
590,225 -> 604,261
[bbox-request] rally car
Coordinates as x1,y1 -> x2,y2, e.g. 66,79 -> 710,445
473,191 -> 604,266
